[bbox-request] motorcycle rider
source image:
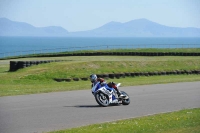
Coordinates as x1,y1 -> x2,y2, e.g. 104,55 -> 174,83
89,74 -> 124,97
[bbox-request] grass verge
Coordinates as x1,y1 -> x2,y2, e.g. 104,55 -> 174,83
0,75 -> 200,97
48,108 -> 200,133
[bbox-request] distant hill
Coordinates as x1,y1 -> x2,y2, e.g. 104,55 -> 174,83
1,18 -> 200,37
0,18 -> 69,36
71,18 -> 200,37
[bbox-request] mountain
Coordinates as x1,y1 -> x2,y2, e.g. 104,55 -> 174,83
71,18 -> 200,37
0,18 -> 69,36
1,18 -> 200,37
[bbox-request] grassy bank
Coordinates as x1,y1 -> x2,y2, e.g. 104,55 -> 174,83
0,55 -> 200,96
49,108 -> 200,133
2,56 -> 200,79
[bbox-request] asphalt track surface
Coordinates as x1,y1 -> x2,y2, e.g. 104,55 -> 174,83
0,81 -> 200,133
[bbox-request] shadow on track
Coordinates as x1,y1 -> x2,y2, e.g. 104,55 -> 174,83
63,105 -> 101,108
64,104 -> 121,108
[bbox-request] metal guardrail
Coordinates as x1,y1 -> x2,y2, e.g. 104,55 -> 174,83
1,44 -> 200,58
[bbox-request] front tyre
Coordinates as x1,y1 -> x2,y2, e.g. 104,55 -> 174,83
95,92 -> 109,107
121,91 -> 130,105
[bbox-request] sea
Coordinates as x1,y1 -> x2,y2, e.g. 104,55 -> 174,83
0,37 -> 200,58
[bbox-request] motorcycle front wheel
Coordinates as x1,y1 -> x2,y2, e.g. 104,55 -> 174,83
95,92 -> 109,107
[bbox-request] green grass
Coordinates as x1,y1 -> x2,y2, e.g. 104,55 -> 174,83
48,108 -> 200,133
0,56 -> 200,96
2,56 -> 200,79
0,75 -> 200,97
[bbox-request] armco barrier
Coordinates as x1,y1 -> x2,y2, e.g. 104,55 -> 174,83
9,60 -> 65,71
53,70 -> 200,82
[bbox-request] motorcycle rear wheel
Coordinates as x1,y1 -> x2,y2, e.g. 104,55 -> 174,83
121,91 -> 130,105
95,92 -> 109,107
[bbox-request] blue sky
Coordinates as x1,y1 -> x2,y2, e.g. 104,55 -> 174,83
0,0 -> 200,32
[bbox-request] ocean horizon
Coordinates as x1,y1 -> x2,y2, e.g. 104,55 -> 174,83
1,37 -> 200,58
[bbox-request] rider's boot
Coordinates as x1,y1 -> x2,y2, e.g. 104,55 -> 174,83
116,88 -> 125,98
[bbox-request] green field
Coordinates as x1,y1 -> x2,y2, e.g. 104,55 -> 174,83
0,54 -> 200,96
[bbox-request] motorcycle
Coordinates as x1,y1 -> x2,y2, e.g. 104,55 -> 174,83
91,82 -> 130,107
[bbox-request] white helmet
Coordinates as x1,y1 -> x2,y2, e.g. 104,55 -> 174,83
90,74 -> 97,83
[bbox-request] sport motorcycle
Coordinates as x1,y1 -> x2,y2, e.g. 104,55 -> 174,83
91,82 -> 130,107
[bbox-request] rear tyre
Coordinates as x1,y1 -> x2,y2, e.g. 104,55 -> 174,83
121,91 -> 130,105
95,92 -> 109,107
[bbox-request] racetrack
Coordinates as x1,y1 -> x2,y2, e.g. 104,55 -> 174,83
0,81 -> 200,133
